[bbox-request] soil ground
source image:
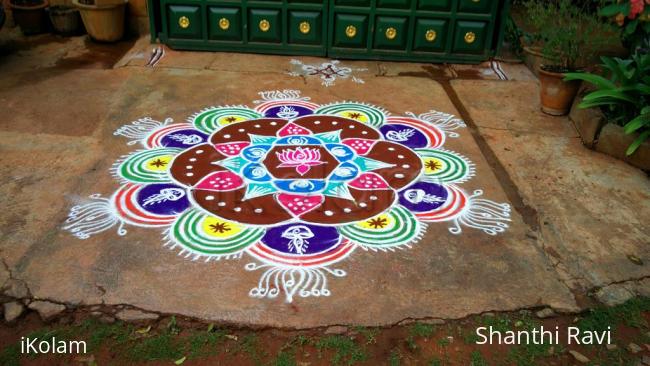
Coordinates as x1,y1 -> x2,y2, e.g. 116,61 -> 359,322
1,297 -> 650,365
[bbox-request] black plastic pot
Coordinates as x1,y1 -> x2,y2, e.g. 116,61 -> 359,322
49,5 -> 81,35
9,0 -> 49,35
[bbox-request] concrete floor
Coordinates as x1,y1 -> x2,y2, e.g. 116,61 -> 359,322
0,30 -> 648,328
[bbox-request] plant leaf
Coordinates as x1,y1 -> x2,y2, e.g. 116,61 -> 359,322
175,356 -> 187,365
582,90 -> 638,104
624,114 -> 650,134
578,100 -> 619,109
626,130 -> 650,156
135,325 -> 151,334
624,19 -> 639,36
598,4 -> 626,16
564,73 -> 616,89
601,57 -> 627,83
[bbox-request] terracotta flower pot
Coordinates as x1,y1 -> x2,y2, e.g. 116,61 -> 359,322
48,5 -> 81,35
538,67 -> 581,116
72,0 -> 127,42
9,0 -> 49,35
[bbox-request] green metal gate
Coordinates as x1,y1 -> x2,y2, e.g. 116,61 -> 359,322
148,0 -> 510,63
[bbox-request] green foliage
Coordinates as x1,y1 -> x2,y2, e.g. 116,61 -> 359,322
128,333 -> 184,361
316,335 -> 367,366
0,344 -> 20,366
389,349 -> 401,366
236,334 -> 265,365
565,52 -> 650,155
185,329 -> 225,358
505,15 -> 524,56
353,326 -> 379,345
409,323 -> 436,338
480,314 -> 512,333
79,319 -> 132,352
524,0 -> 615,70
600,0 -> 650,51
406,322 -> 436,350
273,350 -> 297,366
578,296 -> 650,332
470,350 -> 488,366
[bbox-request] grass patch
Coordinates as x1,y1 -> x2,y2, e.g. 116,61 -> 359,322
0,343 -> 20,366
389,349 -> 401,366
79,318 -> 132,352
406,322 -> 436,350
127,333 -> 184,362
506,313 -> 558,366
578,296 -> 650,332
316,335 -> 367,365
470,350 -> 488,366
353,326 -> 379,345
480,314 -> 511,333
185,329 -> 225,358
235,334 -> 265,365
272,349 -> 296,366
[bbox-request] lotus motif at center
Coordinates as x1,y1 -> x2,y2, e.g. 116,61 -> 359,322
276,147 -> 326,176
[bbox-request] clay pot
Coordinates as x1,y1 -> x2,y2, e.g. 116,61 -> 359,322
48,5 -> 80,35
72,0 -> 127,42
523,46 -> 557,78
9,0 -> 48,35
538,67 -> 581,116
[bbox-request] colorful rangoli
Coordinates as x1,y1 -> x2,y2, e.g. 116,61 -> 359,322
64,90 -> 511,302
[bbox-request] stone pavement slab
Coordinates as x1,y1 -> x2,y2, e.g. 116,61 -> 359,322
0,63 -> 579,327
451,79 -> 650,294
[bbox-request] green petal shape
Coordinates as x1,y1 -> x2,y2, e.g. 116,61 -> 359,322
416,148 -> 474,184
169,209 -> 265,257
191,107 -> 262,134
339,206 -> 423,249
315,102 -> 387,127
114,148 -> 181,183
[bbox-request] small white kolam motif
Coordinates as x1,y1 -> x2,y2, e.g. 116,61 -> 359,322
288,59 -> 367,87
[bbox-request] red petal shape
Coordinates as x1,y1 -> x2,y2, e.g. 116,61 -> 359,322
277,194 -> 324,217
342,138 -> 376,155
214,142 -> 250,156
277,122 -> 313,137
348,172 -> 390,190
194,171 -> 244,191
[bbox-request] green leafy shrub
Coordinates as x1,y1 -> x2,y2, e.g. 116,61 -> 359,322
599,0 -> 650,51
565,51 -> 650,155
524,0 -> 615,71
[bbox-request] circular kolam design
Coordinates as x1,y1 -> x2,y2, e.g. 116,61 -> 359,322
65,89 -> 511,303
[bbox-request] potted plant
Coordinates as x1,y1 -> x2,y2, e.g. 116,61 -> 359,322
72,0 -> 127,42
48,5 -> 81,35
524,0 -> 614,115
8,0 -> 49,35
566,51 -> 650,158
